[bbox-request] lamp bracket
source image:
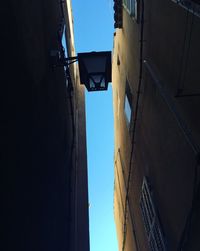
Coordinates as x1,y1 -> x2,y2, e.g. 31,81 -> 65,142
50,50 -> 78,67
63,56 -> 78,66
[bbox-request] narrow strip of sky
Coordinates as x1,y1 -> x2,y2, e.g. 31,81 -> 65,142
72,1 -> 118,251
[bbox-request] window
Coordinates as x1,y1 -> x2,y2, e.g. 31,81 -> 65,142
125,96 -> 131,123
140,177 -> 166,251
123,0 -> 137,18
60,25 -> 70,88
61,25 -> 68,58
124,79 -> 133,126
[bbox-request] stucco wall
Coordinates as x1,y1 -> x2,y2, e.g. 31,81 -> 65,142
113,1 -> 200,250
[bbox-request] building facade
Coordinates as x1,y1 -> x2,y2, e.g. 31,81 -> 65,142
112,0 -> 200,250
2,1 -> 89,250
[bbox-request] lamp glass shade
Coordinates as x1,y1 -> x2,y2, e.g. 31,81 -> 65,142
82,56 -> 106,73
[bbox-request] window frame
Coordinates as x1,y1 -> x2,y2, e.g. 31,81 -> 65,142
123,0 -> 138,20
140,177 -> 167,251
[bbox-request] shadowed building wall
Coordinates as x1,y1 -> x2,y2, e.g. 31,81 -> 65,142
2,1 -> 89,250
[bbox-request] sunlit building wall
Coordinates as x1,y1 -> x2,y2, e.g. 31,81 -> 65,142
3,1 -> 89,251
112,0 -> 200,250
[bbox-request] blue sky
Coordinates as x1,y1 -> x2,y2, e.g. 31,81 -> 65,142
72,1 -> 118,251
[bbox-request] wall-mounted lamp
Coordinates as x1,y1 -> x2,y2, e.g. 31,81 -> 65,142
78,51 -> 111,92
51,50 -> 112,92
